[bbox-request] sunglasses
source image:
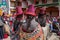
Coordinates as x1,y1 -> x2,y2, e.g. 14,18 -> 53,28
27,15 -> 34,19
16,14 -> 23,18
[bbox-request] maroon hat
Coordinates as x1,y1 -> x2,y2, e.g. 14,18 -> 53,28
25,5 -> 36,16
16,6 -> 23,16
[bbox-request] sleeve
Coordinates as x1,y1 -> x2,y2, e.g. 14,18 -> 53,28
1,17 -> 5,24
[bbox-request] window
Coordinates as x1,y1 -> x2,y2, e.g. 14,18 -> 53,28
0,0 -> 2,4
35,0 -> 39,4
11,0 -> 16,1
17,2 -> 21,6
10,2 -> 16,7
42,0 -> 47,4
36,1 -> 39,4
53,0 -> 58,2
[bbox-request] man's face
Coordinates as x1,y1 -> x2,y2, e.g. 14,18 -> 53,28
37,14 -> 46,27
21,15 -> 35,33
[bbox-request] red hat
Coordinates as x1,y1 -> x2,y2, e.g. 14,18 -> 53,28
40,7 -> 46,14
25,5 -> 36,16
16,6 -> 23,16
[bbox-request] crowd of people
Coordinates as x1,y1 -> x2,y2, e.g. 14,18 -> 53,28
0,4 -> 60,40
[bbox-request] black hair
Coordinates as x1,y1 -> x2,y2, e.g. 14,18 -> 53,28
38,13 -> 45,18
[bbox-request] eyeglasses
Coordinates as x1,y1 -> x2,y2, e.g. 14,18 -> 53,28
27,15 -> 34,19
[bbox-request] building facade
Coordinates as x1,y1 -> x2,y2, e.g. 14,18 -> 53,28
10,0 -> 60,17
34,0 -> 59,17
0,0 -> 8,13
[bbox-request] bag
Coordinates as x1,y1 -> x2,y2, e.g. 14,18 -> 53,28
4,33 -> 8,38
4,24 -> 10,35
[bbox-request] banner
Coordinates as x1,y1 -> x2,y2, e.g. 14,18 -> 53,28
2,0 -> 6,5
1,0 -> 7,12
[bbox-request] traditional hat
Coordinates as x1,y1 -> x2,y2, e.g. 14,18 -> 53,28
25,5 -> 36,16
16,6 -> 23,16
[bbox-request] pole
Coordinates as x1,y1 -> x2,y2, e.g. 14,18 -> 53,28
8,0 -> 10,14
58,0 -> 60,16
